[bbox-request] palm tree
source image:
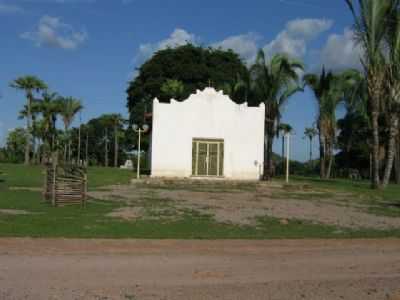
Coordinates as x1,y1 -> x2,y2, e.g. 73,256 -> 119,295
304,69 -> 358,179
57,97 -> 83,162
37,92 -> 62,160
345,0 -> 398,188
18,101 -> 42,164
304,127 -> 318,164
10,76 -> 48,165
108,114 -> 126,167
382,6 -> 400,187
303,69 -> 335,179
221,73 -> 251,103
250,50 -> 304,179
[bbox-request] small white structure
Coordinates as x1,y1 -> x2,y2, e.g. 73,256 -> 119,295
150,88 -> 265,180
120,160 -> 133,170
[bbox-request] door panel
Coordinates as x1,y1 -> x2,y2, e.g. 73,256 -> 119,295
192,139 -> 224,177
197,142 -> 208,176
208,143 -> 219,176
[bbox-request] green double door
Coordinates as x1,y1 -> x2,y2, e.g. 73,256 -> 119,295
192,139 -> 224,177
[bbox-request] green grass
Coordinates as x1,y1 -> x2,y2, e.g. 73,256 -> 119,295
0,163 -> 400,239
0,163 -> 134,189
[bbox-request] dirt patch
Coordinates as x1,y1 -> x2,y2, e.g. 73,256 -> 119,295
106,207 -> 143,220
0,209 -> 35,215
9,186 -> 42,192
0,238 -> 399,300
89,181 -> 400,230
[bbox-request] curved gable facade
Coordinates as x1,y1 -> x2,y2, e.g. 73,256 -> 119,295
151,88 -> 265,180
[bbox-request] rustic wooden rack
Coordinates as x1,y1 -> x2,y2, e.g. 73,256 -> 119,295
43,164 -> 87,207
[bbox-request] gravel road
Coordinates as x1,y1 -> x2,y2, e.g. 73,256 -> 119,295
0,238 -> 399,300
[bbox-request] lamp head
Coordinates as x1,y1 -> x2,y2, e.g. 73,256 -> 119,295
132,124 -> 138,131
142,124 -> 149,132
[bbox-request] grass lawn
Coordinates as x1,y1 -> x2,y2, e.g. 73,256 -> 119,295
0,163 -> 399,239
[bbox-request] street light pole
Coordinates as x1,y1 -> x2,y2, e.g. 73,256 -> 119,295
137,128 -> 141,179
286,133 -> 290,183
133,124 -> 149,180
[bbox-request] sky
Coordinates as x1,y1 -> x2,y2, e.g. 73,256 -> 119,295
0,0 -> 363,161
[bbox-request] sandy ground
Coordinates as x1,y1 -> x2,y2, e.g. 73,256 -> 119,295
89,182 -> 400,229
0,238 -> 399,300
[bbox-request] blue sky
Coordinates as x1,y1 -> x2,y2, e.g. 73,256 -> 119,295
0,0 -> 362,161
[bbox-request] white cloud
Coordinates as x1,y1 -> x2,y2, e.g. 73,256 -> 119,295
133,19 -> 334,68
318,28 -> 363,71
21,15 -> 87,50
264,18 -> 333,58
286,19 -> 333,40
0,2 -> 23,14
212,33 -> 260,64
135,28 -> 197,64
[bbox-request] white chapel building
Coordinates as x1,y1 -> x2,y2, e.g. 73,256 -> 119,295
150,88 -> 265,180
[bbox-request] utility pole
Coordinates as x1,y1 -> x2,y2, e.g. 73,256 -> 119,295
286,133 -> 290,183
132,124 -> 149,179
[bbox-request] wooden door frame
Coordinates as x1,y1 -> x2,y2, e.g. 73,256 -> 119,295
192,138 -> 224,177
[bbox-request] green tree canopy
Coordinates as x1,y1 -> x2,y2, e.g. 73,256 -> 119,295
126,44 -> 250,123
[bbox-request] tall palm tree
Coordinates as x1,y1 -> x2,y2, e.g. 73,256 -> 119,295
304,69 -> 336,179
37,92 -> 62,160
10,76 -> 48,165
304,127 -> 318,164
304,69 -> 359,179
345,0 -> 398,188
382,5 -> 400,187
250,50 -> 304,179
221,73 -> 251,103
57,97 -> 83,162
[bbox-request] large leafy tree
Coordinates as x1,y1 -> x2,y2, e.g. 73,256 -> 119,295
250,50 -> 304,179
10,76 -> 48,165
127,44 -> 250,123
5,128 -> 27,163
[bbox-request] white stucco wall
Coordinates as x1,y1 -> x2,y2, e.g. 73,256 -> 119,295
151,88 -> 265,180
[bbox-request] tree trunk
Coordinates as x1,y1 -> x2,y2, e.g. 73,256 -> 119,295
267,134 -> 274,179
78,125 -> 81,164
281,136 -> 285,175
326,143 -> 334,179
68,141 -> 72,162
319,130 -> 325,179
371,111 -> 381,188
114,126 -> 119,168
24,93 -> 32,165
105,128 -> 109,167
85,132 -> 89,166
262,134 -> 269,180
382,115 -> 399,187
395,136 -> 400,184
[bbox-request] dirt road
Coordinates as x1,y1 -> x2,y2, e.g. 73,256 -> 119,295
0,239 -> 399,300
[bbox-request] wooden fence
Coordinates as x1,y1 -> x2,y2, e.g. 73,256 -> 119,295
44,164 -> 87,207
